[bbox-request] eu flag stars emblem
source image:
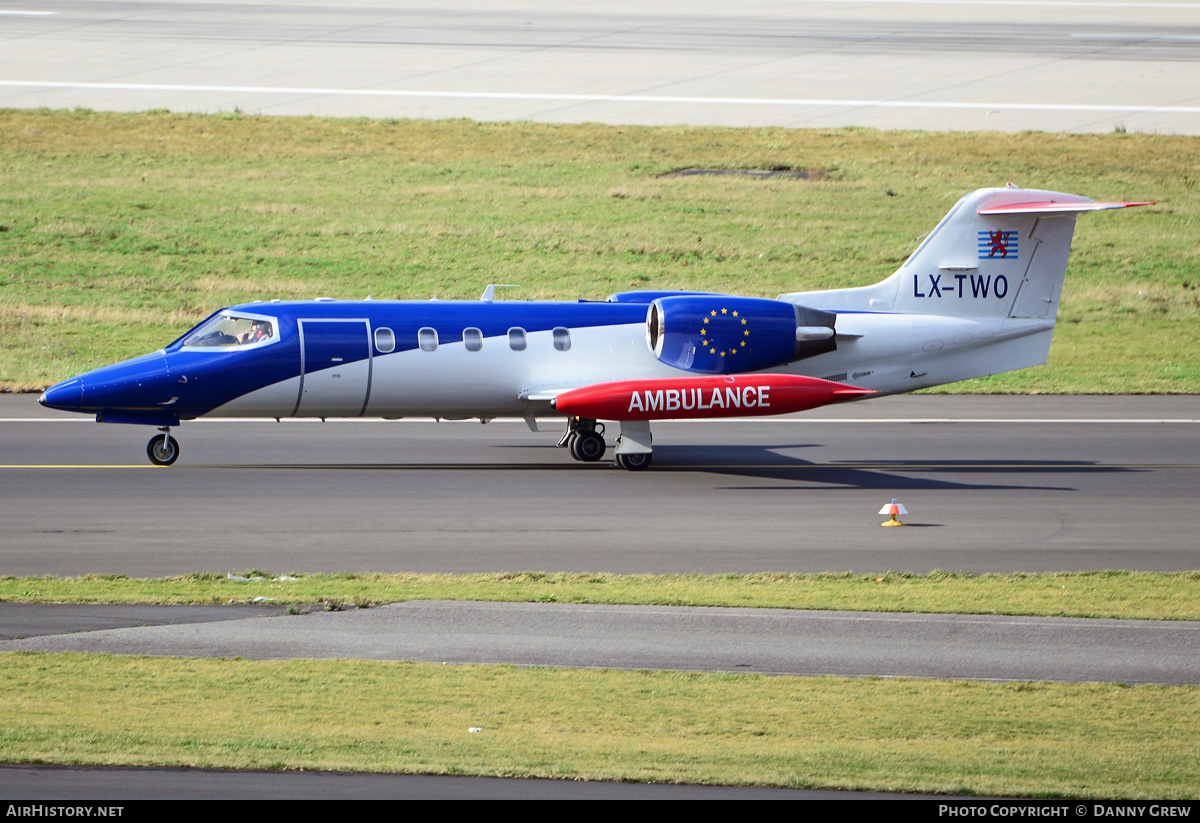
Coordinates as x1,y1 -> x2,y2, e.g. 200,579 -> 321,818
698,307 -> 749,365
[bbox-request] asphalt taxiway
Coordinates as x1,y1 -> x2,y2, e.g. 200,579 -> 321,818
3,600 -> 1198,685
0,763 -> 913,800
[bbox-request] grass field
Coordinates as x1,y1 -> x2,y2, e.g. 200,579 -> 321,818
2,109 -> 1198,391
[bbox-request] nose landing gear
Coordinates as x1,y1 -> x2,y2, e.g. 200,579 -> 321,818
147,427 -> 180,466
614,452 -> 652,471
613,419 -> 653,472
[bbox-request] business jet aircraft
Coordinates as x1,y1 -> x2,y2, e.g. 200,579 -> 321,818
39,185 -> 1148,470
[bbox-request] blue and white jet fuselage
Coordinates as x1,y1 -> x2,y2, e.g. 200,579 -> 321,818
39,187 -> 1149,470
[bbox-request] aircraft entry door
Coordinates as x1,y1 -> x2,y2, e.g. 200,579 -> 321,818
295,319 -> 372,417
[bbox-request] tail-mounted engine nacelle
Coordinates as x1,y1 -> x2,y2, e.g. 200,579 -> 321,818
647,295 -> 837,374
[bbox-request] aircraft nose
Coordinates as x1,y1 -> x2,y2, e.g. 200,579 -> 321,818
39,378 -> 83,412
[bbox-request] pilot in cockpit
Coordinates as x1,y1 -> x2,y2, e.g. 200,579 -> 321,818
240,320 -> 271,344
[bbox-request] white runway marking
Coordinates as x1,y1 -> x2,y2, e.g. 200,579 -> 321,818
1071,33 -> 1200,39
795,0 -> 1200,7
3,81 -> 1199,115
0,10 -> 58,14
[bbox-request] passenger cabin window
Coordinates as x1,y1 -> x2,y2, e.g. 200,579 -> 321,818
464,327 -> 483,352
182,314 -> 275,348
553,327 -> 571,352
508,327 -> 527,351
375,327 -> 396,353
418,327 -> 438,352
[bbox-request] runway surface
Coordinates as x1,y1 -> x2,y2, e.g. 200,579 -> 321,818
2,395 -> 1197,576
2,0 -> 1198,134
4,600 -> 1198,685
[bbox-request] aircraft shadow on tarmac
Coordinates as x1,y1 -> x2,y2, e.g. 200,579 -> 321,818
225,442 -> 1136,492
635,444 -> 1135,491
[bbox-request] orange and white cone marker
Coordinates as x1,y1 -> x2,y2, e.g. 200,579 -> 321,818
879,498 -> 907,527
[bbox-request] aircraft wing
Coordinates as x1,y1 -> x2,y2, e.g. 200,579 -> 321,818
520,388 -> 575,403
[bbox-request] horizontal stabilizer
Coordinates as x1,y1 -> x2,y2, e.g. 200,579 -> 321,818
978,200 -> 1153,215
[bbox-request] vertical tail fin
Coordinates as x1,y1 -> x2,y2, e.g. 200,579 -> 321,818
782,186 -> 1150,319
777,187 -> 1150,393
896,187 -> 1083,319
892,186 -> 1151,320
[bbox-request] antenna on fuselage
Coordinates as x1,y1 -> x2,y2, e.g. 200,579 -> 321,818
480,284 -> 519,302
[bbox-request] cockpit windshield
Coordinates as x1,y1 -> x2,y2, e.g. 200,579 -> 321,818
182,314 -> 276,348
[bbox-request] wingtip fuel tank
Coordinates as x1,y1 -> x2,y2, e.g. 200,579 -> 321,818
553,374 -> 876,422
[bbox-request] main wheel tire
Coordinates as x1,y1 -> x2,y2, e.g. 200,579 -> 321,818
616,452 -> 652,471
573,431 -> 606,462
566,432 -> 583,461
147,434 -> 180,466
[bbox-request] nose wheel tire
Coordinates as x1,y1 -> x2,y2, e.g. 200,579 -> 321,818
147,433 -> 180,466
615,452 -> 652,472
570,431 -> 606,462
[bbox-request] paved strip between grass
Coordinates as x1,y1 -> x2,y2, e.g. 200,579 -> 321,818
4,601 -> 1198,685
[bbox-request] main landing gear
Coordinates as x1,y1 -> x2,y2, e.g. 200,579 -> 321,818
560,417 -> 607,463
147,427 -> 180,466
558,417 -> 655,471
